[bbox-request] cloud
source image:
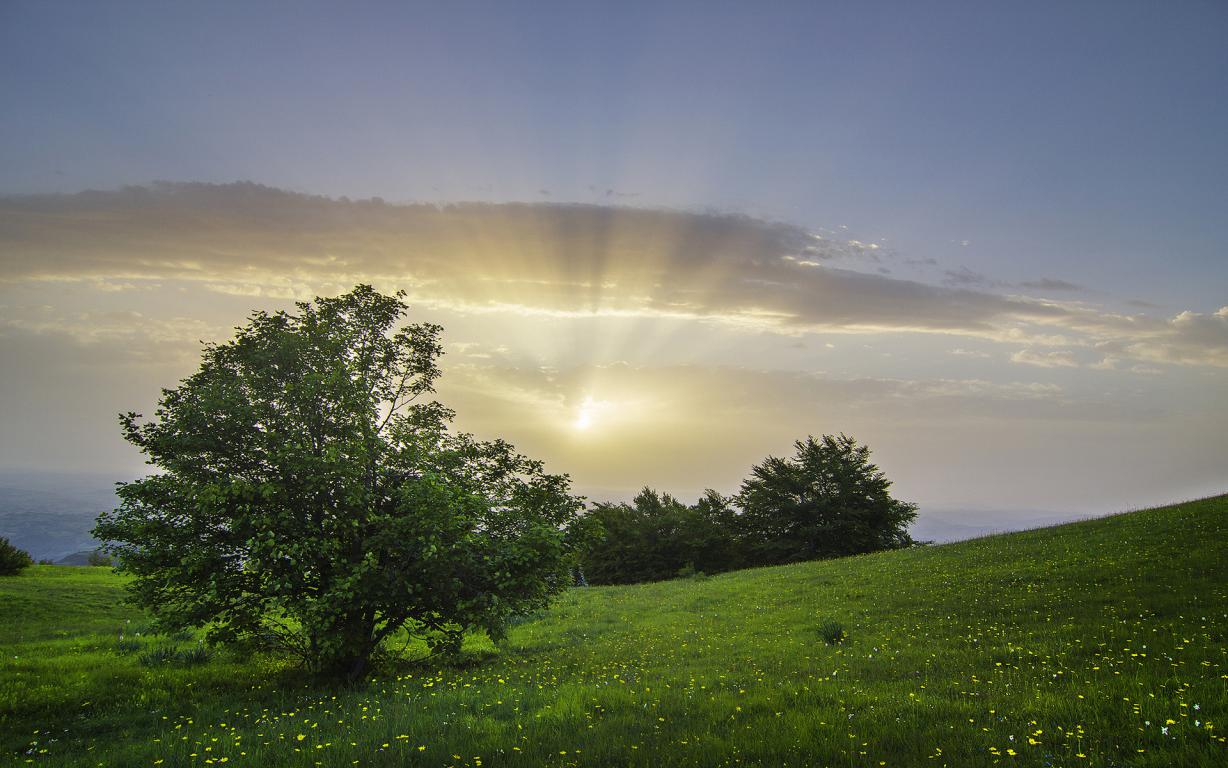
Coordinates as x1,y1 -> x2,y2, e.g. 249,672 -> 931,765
429,361 -> 1170,505
2,182 -> 1225,367
1018,277 -> 1085,292
431,362 -> 1153,486
947,273 -> 1084,297
441,361 -> 1132,429
1116,307 -> 1228,367
942,266 -> 998,288
0,306 -> 219,366
949,348 -> 992,359
1011,348 -> 1080,368
1126,298 -> 1163,309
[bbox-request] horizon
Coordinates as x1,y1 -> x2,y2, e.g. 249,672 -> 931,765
2,2 -> 1226,522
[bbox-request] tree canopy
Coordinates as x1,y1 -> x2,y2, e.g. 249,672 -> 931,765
575,435 -> 916,584
737,434 -> 917,565
580,488 -> 740,584
94,285 -> 583,680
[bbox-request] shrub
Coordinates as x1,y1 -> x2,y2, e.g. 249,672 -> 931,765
0,537 -> 33,576
138,645 -> 181,667
817,619 -> 846,645
178,645 -> 212,666
115,638 -> 142,655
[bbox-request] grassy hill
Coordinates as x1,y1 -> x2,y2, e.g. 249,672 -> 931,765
2,496 -> 1226,767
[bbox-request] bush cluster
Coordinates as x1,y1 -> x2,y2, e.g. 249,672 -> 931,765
575,434 -> 917,585
0,537 -> 33,576
137,644 -> 212,667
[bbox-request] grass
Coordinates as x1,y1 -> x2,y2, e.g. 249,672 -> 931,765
2,495 -> 1226,767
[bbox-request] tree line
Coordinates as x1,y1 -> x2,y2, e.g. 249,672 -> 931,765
573,434 -> 918,585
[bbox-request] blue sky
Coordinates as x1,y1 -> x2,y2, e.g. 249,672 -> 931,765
4,1 -> 1226,303
1,1 -> 1225,515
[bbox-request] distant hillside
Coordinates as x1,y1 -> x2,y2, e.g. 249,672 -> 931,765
55,549 -> 108,566
0,470 -> 120,561
909,507 -> 1093,542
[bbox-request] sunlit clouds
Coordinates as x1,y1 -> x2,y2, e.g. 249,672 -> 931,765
3,183 -> 1226,368
0,182 -> 1225,512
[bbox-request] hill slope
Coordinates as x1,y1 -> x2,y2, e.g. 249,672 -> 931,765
0,471 -> 118,561
2,496 -> 1226,767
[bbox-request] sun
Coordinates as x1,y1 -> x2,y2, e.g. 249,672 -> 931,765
571,396 -> 604,431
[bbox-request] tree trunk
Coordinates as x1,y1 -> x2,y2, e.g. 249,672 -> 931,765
314,617 -> 376,683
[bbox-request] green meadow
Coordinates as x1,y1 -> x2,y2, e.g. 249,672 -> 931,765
3,496 -> 1226,767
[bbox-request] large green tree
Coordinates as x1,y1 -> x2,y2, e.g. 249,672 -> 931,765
94,285 -> 582,681
736,434 -> 916,565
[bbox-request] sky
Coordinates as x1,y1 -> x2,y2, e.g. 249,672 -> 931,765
1,1 -> 1225,520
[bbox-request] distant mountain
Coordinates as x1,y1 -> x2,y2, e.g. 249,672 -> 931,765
0,470 -> 122,561
56,549 -> 108,566
910,507 -> 1093,543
